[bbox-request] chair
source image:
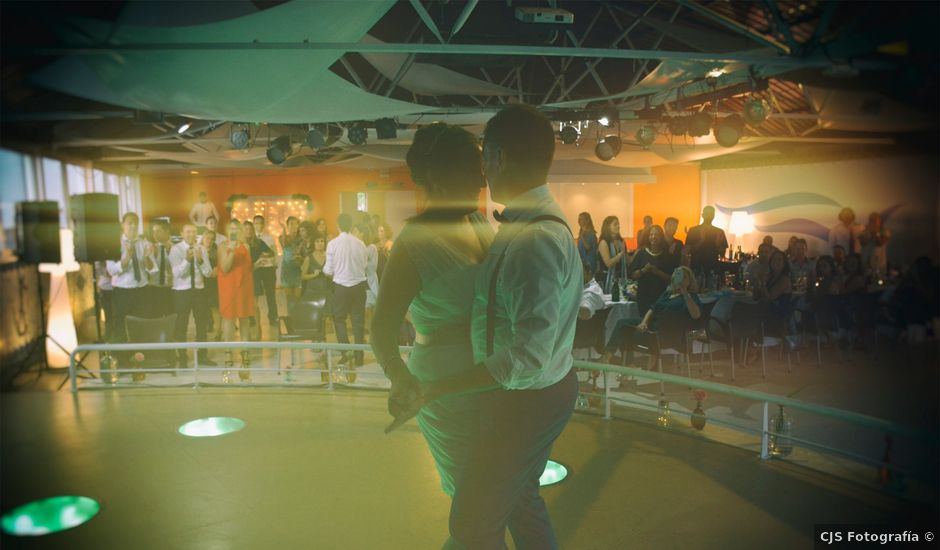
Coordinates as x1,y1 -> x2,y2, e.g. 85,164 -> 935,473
797,294 -> 843,366
731,299 -> 799,378
627,308 -> 695,395
278,297 -> 328,377
574,308 -> 610,355
125,314 -> 179,380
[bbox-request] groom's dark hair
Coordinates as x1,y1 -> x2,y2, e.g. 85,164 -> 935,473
483,104 -> 555,188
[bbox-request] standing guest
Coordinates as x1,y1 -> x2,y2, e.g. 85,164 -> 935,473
252,215 -> 279,331
217,220 -> 256,381
576,212 -> 599,277
859,212 -> 891,278
832,244 -> 847,273
370,214 -> 382,240
829,207 -> 863,255
202,215 -> 226,246
323,213 -> 368,368
188,191 -> 220,231
314,217 -> 330,241
684,206 -> 728,273
629,224 -> 678,315
597,215 -> 627,292
106,212 -> 153,343
636,215 -> 653,249
375,223 -> 394,283
762,235 -> 774,248
301,234 -> 330,301
147,218 -> 174,317
94,261 -> 115,341
169,224 -> 215,367
280,216 -> 303,303
785,235 -> 799,259
354,222 -> 380,311
788,238 -> 816,290
202,228 -> 222,341
663,216 -> 684,266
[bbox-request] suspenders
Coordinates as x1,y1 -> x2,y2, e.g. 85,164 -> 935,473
486,215 -> 572,357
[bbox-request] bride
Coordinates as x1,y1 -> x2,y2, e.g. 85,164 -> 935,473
370,122 -> 493,497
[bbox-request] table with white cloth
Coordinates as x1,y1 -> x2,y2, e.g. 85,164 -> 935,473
602,295 -> 641,349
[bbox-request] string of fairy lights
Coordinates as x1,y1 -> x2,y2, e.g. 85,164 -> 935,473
230,196 -> 311,252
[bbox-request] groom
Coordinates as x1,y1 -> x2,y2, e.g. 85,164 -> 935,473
414,105 -> 581,549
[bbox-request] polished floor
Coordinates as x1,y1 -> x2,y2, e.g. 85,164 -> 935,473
2,388 -> 933,549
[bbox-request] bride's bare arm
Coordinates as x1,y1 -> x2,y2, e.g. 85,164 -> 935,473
371,241 -> 421,383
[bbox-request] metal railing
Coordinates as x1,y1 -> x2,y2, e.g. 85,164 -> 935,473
68,341 -> 938,487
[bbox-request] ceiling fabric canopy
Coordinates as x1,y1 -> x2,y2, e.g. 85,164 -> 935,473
31,0 -> 437,123
359,35 -> 516,97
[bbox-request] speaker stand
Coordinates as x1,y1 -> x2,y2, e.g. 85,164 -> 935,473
54,265 -> 103,390
30,268 -> 96,390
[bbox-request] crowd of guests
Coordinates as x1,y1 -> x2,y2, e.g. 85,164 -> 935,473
94,206 -> 394,378
575,205 -> 939,365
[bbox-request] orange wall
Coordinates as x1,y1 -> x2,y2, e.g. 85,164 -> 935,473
141,167 -> 416,233
634,164 -> 701,241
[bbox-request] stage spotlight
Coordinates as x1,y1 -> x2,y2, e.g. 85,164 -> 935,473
304,127 -> 326,149
375,118 -> 398,140
688,112 -> 713,137
714,114 -> 746,148
230,125 -> 250,150
594,135 -> 622,161
177,121 -> 192,134
178,417 -> 246,437
348,126 -> 368,146
743,97 -> 771,126
635,125 -> 656,148
266,135 -> 292,165
597,107 -> 618,127
667,117 -> 689,136
559,125 -> 579,144
1,496 -> 100,535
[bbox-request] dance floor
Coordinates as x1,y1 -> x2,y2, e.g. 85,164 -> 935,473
1,388 -> 931,549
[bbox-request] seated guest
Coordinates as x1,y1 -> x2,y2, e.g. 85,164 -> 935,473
842,253 -> 868,294
579,262 -> 605,321
663,216 -> 684,265
813,255 -> 842,299
597,215 -> 627,292
148,218 -> 175,317
629,224 -> 677,315
169,224 -> 215,367
754,249 -> 793,331
788,238 -> 815,290
745,242 -> 774,288
107,212 -> 153,343
577,212 -> 599,277
605,266 -> 701,369
890,257 -> 939,337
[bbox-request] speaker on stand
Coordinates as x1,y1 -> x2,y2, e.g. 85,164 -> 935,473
14,201 -> 62,377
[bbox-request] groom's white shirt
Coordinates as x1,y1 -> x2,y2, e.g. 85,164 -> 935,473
471,185 -> 581,390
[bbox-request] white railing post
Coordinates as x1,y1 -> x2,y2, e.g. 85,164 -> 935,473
760,401 -> 770,460
193,352 -> 200,389
603,370 -> 611,420
327,349 -> 334,390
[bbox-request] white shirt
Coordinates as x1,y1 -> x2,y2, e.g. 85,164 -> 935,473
148,241 -> 174,288
189,201 -> 220,227
829,223 -> 863,254
580,279 -> 605,320
95,262 -> 113,291
106,234 -> 151,289
472,185 -> 581,390
169,241 -> 213,290
323,232 -> 367,287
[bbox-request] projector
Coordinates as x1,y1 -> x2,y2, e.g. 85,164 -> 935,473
514,7 -> 574,24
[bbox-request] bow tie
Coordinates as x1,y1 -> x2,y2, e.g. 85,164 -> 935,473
493,210 -> 509,223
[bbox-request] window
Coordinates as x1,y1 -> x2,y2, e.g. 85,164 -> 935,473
40,157 -> 66,226
0,149 -> 31,252
66,163 -> 87,195
356,192 -> 368,212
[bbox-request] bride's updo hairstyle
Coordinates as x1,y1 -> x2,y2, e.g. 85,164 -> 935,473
406,123 -> 484,218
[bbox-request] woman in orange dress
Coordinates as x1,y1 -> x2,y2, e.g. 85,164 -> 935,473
217,220 -> 256,381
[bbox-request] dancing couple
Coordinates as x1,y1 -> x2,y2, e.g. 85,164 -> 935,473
371,105 -> 581,549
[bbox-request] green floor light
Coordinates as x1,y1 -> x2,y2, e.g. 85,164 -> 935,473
539,460 -> 568,487
178,417 -> 246,437
1,496 -> 99,536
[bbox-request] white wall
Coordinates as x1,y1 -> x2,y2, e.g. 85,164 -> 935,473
546,182 -> 635,238
702,155 -> 939,265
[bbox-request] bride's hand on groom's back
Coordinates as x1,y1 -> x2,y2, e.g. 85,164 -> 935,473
387,373 -> 423,417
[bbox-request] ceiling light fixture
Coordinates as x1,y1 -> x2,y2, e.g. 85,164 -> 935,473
230,125 -> 250,150
304,127 -> 326,150
667,117 -> 689,136
347,126 -> 368,146
266,135 -> 292,165
635,125 -> 657,148
177,122 -> 192,134
559,125 -> 580,144
743,97 -> 771,126
714,114 -> 746,148
375,118 -> 398,140
688,112 -> 713,137
594,135 -> 622,161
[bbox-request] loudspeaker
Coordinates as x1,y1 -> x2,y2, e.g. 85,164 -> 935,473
71,193 -> 121,262
15,201 -> 61,264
